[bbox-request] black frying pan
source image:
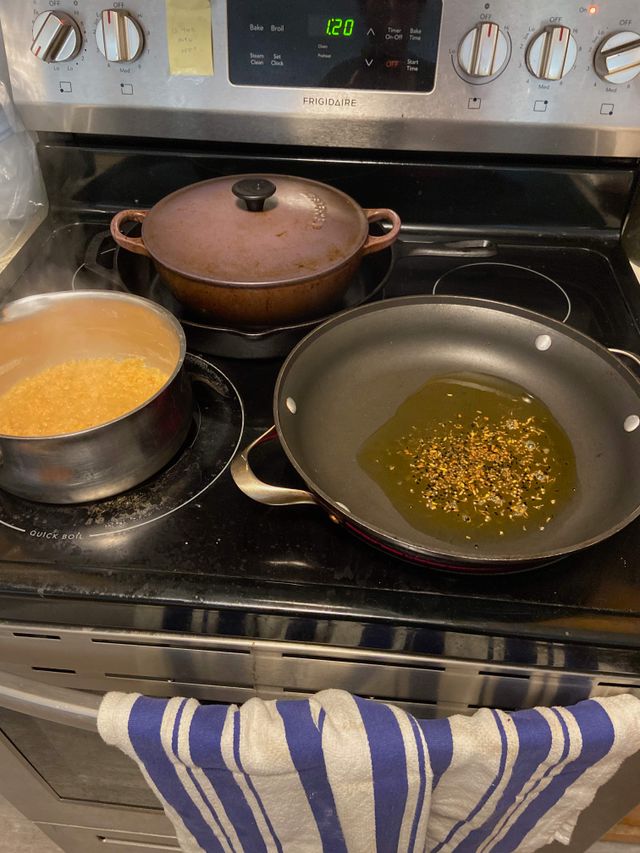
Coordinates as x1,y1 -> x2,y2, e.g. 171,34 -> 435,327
231,296 -> 640,572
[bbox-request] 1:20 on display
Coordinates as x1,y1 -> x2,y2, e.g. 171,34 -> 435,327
325,17 -> 355,36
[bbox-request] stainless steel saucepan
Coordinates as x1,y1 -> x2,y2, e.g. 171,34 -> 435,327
0,291 -> 192,503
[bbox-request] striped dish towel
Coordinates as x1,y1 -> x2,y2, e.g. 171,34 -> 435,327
98,689 -> 640,853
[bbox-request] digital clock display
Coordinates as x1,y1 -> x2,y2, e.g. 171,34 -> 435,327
325,17 -> 355,36
308,13 -> 358,38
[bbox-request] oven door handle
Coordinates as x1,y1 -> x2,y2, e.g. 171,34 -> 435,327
0,670 -> 100,731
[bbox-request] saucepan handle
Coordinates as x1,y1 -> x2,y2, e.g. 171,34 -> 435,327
110,209 -> 151,257
231,426 -> 317,506
609,348 -> 640,370
361,209 -> 402,256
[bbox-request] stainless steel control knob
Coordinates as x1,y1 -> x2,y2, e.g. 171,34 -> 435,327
526,26 -> 577,80
31,11 -> 82,63
458,23 -> 510,79
594,31 -> 640,84
96,9 -> 144,63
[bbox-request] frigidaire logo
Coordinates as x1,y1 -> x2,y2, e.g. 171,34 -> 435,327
302,96 -> 358,108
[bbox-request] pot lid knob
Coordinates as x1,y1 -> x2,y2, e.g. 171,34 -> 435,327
232,178 -> 277,212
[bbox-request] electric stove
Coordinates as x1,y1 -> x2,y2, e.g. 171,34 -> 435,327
0,144 -> 639,662
3,1 -> 640,847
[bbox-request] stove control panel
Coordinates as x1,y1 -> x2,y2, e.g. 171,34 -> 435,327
3,0 -> 640,157
227,0 -> 442,92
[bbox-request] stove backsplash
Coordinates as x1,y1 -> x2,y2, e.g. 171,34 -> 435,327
37,135 -> 637,238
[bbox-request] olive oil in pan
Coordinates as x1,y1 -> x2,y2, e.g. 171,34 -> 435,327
357,372 -> 577,544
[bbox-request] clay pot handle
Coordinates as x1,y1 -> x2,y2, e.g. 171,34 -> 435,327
110,209 -> 150,257
361,208 -> 402,256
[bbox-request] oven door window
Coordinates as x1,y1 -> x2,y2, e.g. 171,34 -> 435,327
0,706 -> 159,809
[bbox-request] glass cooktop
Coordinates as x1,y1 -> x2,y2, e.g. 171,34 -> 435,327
0,219 -> 639,638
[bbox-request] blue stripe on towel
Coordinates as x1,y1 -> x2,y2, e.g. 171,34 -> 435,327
233,709 -> 284,853
417,718 -> 453,789
433,710 -> 509,853
490,707 -> 571,853
407,715 -> 428,853
495,700 -> 615,852
276,700 -> 348,852
127,697 -> 225,853
354,695 -> 408,852
173,700 -> 236,851
186,767 -> 235,852
491,704 -> 572,853
456,708 -> 553,853
189,704 -> 267,853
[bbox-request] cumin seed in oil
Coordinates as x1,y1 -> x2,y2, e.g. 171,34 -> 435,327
357,372 -> 576,543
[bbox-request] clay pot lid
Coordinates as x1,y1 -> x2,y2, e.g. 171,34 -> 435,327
141,174 -> 369,286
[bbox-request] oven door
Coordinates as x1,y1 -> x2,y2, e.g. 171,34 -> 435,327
0,669 -> 639,853
0,671 -> 178,851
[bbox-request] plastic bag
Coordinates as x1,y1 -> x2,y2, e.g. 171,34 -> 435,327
0,80 -> 47,261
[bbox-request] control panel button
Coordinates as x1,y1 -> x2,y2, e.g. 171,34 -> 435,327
96,9 -> 144,63
594,31 -> 640,84
526,26 -> 577,80
458,23 -> 509,79
31,11 -> 82,63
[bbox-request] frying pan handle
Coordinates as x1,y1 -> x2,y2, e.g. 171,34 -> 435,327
110,209 -> 150,257
361,209 -> 402,256
231,426 -> 317,507
609,348 -> 640,370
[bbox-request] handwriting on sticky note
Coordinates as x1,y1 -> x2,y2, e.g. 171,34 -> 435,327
166,0 -> 213,76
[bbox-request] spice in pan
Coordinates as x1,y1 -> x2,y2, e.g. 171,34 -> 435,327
0,357 -> 169,437
357,372 -> 577,543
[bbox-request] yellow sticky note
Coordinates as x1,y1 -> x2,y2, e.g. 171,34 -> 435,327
166,0 -> 214,76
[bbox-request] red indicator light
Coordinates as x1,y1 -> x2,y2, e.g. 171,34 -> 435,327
588,5 -> 598,14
